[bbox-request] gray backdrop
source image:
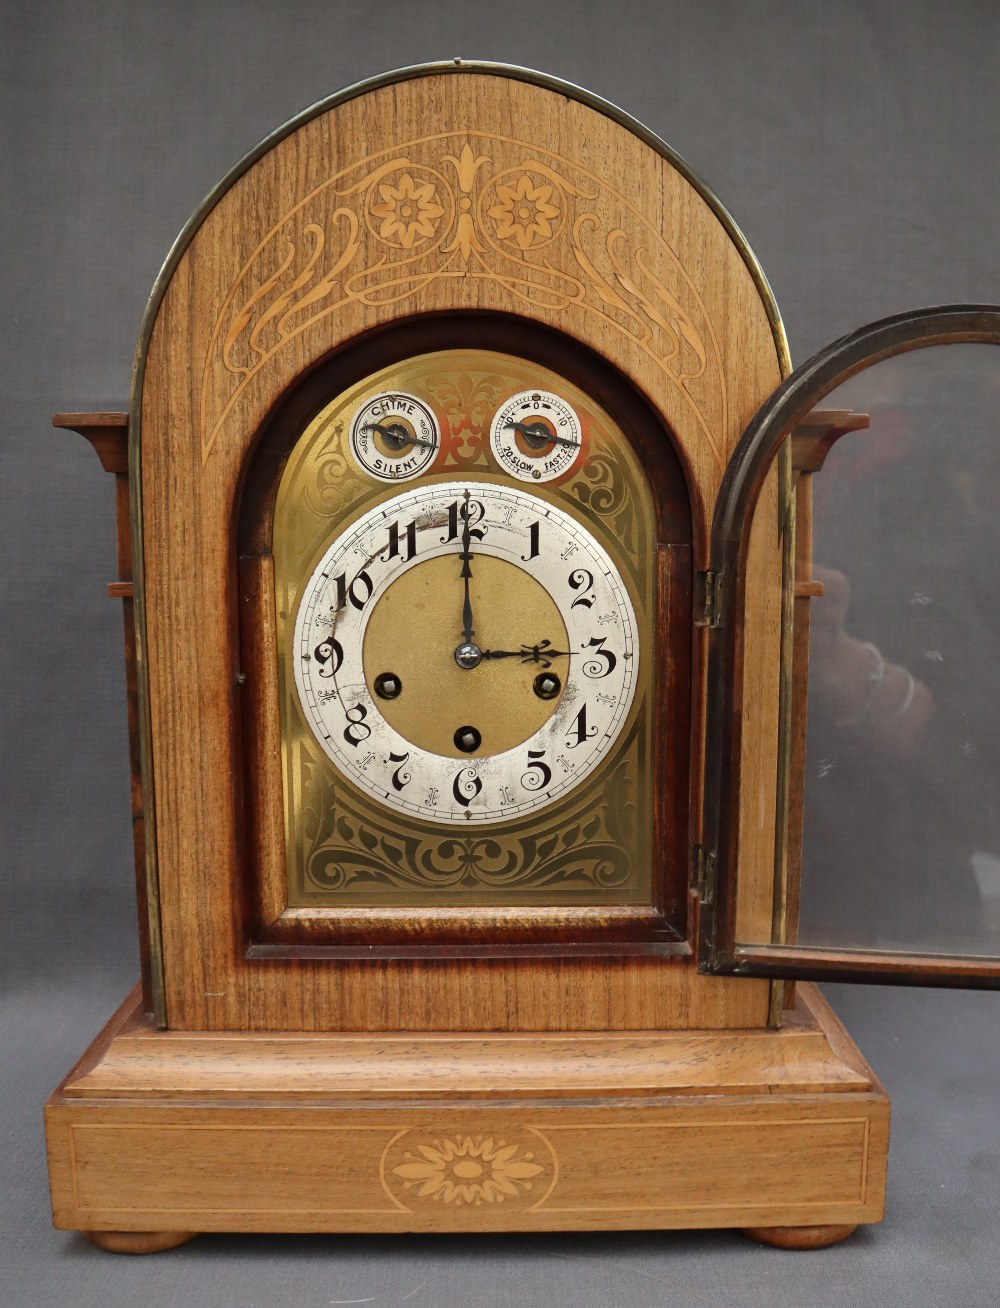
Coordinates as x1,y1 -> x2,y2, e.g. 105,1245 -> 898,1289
3,2 -> 1000,1305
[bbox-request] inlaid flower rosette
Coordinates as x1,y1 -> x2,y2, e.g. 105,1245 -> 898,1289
381,1128 -> 558,1211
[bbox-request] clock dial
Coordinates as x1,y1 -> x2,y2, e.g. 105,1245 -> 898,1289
349,391 -> 440,480
292,481 -> 639,825
490,390 -> 583,482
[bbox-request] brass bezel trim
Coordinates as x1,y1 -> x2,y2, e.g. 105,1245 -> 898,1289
129,60 -> 790,1024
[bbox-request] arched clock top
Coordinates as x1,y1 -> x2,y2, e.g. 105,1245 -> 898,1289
129,63 -> 786,1031
134,63 -> 786,532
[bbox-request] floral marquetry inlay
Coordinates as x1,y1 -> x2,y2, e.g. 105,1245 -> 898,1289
487,172 -> 562,251
202,132 -> 728,467
382,1130 -> 557,1210
368,171 -> 447,249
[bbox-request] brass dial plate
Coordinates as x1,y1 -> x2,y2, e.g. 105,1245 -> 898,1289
273,349 -> 657,906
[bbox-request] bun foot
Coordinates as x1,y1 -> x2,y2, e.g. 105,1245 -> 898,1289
82,1230 -> 196,1254
741,1223 -> 857,1250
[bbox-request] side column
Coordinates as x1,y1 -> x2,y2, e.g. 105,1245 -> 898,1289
53,412 -> 151,1013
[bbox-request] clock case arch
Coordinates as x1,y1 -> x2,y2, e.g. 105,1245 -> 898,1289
128,62 -> 787,1031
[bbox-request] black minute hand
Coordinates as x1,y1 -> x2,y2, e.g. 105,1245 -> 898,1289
460,488 -> 475,646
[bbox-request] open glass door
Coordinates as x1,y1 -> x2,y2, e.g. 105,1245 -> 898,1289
702,305 -> 1000,988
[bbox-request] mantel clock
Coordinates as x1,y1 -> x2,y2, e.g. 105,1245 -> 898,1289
45,62 -> 1000,1253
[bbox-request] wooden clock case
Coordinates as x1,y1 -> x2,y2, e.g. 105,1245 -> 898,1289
44,62 -> 889,1252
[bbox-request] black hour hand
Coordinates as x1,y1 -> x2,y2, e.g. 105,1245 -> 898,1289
480,640 -> 572,669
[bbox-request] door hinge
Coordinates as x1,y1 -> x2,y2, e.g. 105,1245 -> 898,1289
696,570 -> 722,628
693,844 -> 718,906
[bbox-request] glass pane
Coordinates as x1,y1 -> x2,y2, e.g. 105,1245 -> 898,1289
798,342 -> 1000,955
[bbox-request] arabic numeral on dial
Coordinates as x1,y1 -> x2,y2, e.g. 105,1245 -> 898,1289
568,568 -> 595,608
313,636 -> 344,677
567,702 -> 598,750
520,749 -> 552,791
441,498 -> 486,543
520,520 -> 540,561
581,635 -> 617,678
383,518 -> 417,562
333,569 -> 373,611
343,703 -> 371,747
386,750 -> 411,791
452,767 -> 482,808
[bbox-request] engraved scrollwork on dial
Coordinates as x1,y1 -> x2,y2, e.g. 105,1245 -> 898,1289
301,443 -> 354,518
568,434 -> 636,556
300,743 -> 636,897
422,370 -> 504,472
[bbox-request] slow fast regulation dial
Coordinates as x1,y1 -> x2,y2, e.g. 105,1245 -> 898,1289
292,481 -> 639,825
490,390 -> 583,482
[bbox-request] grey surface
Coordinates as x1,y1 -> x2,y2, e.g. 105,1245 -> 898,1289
3,1 -> 1000,1304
